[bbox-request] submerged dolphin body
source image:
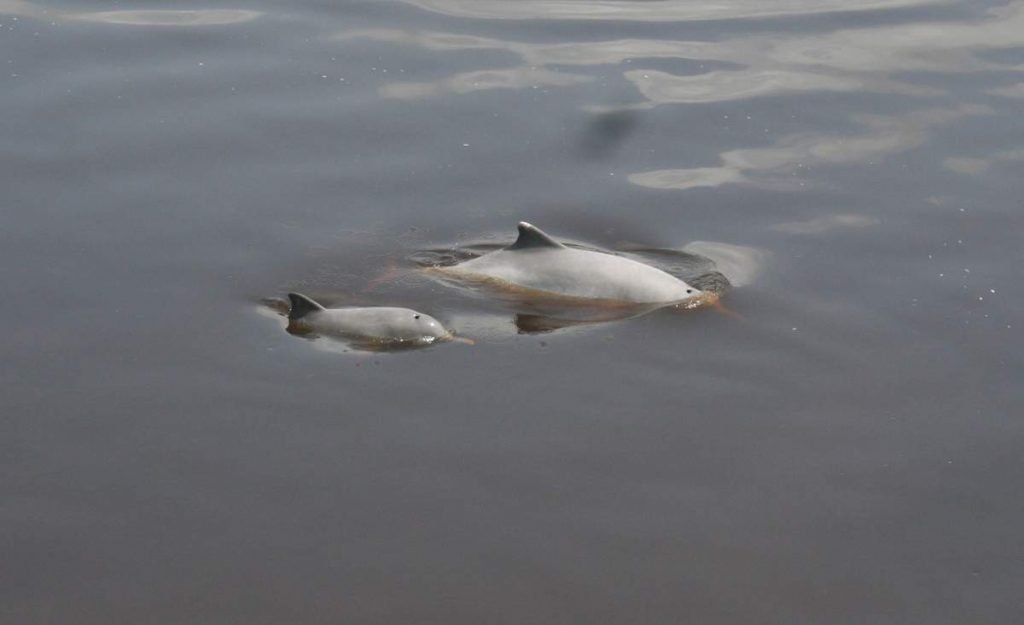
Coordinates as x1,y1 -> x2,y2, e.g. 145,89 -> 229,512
435,222 -> 710,309
286,292 -> 451,347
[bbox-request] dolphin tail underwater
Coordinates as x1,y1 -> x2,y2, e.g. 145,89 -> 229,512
287,292 -> 326,321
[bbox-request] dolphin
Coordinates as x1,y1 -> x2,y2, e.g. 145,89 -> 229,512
433,222 -> 713,310
286,292 -> 453,347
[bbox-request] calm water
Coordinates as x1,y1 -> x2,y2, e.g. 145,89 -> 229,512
3,0 -> 1023,622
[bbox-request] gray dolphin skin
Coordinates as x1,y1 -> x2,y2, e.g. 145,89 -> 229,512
287,293 -> 451,345
437,222 -> 709,307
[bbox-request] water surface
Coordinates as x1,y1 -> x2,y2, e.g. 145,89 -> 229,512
2,0 -> 1023,623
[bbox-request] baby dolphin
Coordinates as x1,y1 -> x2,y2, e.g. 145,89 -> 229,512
436,222 -> 711,308
286,293 -> 452,347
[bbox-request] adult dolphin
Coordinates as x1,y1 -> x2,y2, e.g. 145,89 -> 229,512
433,222 -> 714,310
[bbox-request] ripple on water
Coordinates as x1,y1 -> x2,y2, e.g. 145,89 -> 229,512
73,9 -> 263,26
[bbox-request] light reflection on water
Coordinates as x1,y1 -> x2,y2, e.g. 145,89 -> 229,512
0,1 -> 262,25
771,213 -> 880,235
75,10 -> 262,26
346,2 -> 1024,101
399,0 -> 949,22
630,104 -> 991,189
987,82 -> 1024,98
338,1 -> 1024,190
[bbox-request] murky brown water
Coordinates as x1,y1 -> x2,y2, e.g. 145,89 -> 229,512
2,0 -> 1022,623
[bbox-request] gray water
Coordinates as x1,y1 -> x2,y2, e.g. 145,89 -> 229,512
3,0 -> 1023,622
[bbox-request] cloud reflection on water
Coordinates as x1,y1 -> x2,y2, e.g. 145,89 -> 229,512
340,1 -> 1024,190
380,66 -> 591,99
349,2 -> 1024,106
772,214 -> 880,235
943,148 -> 1024,176
0,1 -> 261,25
399,0 -> 948,22
630,105 -> 990,190
987,82 -> 1024,99
621,1 -> 1024,108
74,10 -> 261,26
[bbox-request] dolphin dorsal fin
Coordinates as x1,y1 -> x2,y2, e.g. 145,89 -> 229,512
507,222 -> 566,251
288,292 -> 326,320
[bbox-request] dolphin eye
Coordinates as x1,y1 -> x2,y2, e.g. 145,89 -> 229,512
414,314 -> 421,319
686,289 -> 694,294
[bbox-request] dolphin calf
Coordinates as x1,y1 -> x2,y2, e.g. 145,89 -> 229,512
286,292 -> 453,347
434,222 -> 713,309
